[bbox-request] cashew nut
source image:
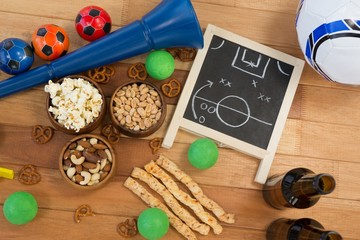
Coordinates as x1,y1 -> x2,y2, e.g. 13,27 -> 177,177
89,138 -> 98,145
87,180 -> 100,186
89,163 -> 101,174
66,167 -> 76,178
79,171 -> 91,185
70,155 -> 85,165
76,145 -> 84,151
91,173 -> 100,181
100,159 -> 107,170
105,149 -> 112,162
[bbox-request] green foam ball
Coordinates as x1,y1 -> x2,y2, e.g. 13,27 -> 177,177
137,208 -> 169,240
188,138 -> 219,170
3,191 -> 38,225
145,50 -> 175,80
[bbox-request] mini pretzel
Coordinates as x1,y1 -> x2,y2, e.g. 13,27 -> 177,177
74,204 -> 96,223
117,219 -> 138,237
149,137 -> 163,154
87,65 -> 115,83
166,48 -> 179,58
101,123 -> 121,144
31,125 -> 54,144
166,48 -> 197,62
18,164 -> 41,185
177,48 -> 197,62
161,78 -> 181,98
128,62 -> 147,81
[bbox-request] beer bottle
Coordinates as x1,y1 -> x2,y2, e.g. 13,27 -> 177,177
266,218 -> 342,240
262,168 -> 336,209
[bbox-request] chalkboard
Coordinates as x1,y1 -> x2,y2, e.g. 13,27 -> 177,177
163,25 -> 304,183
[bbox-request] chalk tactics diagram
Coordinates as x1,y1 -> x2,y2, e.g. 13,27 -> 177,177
191,78 -> 273,128
188,39 -> 295,130
163,25 -> 304,183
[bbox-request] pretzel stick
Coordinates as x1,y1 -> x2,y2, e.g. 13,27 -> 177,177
144,161 -> 223,234
131,168 -> 210,235
124,177 -> 197,240
155,155 -> 235,224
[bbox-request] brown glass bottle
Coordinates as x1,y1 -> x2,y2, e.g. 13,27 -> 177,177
262,168 -> 336,209
266,218 -> 343,240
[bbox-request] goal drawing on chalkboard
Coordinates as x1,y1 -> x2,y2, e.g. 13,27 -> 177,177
232,47 -> 271,78
162,24 -> 304,184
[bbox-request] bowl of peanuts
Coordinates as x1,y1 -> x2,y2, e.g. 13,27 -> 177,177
110,81 -> 166,138
45,75 -> 106,135
59,134 -> 116,190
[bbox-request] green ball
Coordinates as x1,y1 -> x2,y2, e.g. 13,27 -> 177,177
3,191 -> 38,225
188,138 -> 219,169
145,50 -> 175,80
137,208 -> 169,240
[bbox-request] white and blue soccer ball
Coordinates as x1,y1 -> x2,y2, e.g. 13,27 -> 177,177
296,0 -> 360,85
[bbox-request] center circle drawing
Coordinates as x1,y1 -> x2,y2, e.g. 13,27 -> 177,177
216,95 -> 250,128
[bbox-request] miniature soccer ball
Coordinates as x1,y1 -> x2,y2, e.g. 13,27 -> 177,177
296,0 -> 360,85
31,24 -> 70,61
0,38 -> 34,75
75,6 -> 112,41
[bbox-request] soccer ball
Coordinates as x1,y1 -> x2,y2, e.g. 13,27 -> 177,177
296,0 -> 360,85
0,38 -> 34,75
31,24 -> 70,61
75,6 -> 112,41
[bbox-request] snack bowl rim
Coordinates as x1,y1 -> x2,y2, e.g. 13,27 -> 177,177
46,75 -> 106,135
58,133 -> 116,190
109,80 -> 166,138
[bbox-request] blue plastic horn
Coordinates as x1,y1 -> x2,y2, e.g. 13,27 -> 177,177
0,0 -> 203,98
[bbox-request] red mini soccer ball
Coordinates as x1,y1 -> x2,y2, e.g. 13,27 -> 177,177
75,6 -> 112,41
31,24 -> 70,61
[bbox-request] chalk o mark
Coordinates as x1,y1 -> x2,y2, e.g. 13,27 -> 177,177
208,106 -> 216,114
200,103 -> 208,110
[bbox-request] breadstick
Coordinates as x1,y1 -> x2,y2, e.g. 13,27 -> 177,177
145,161 -> 223,234
155,155 -> 235,224
131,168 -> 210,235
124,177 -> 197,240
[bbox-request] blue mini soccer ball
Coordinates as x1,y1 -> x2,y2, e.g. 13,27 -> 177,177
0,38 -> 34,75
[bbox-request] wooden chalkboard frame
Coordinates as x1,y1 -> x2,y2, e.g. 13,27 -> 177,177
162,24 -> 304,184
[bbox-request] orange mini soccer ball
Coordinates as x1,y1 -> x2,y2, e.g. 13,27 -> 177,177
31,24 -> 70,61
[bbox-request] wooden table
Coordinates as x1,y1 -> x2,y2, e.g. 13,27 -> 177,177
0,1 -> 359,239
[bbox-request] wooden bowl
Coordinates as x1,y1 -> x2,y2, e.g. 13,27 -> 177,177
59,134 -> 116,190
46,75 -> 106,135
110,81 -> 166,138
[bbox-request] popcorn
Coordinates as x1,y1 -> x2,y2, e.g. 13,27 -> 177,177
45,77 -> 103,132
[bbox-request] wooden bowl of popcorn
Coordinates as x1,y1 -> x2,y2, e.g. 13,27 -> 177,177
110,81 -> 166,138
45,75 -> 106,134
59,134 -> 116,190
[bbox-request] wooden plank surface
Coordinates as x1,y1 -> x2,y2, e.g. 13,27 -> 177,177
0,0 -> 359,239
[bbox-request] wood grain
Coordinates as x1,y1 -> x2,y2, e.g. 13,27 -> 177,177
0,0 -> 359,239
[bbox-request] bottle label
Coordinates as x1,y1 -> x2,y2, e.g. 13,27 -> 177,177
289,196 -> 299,206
